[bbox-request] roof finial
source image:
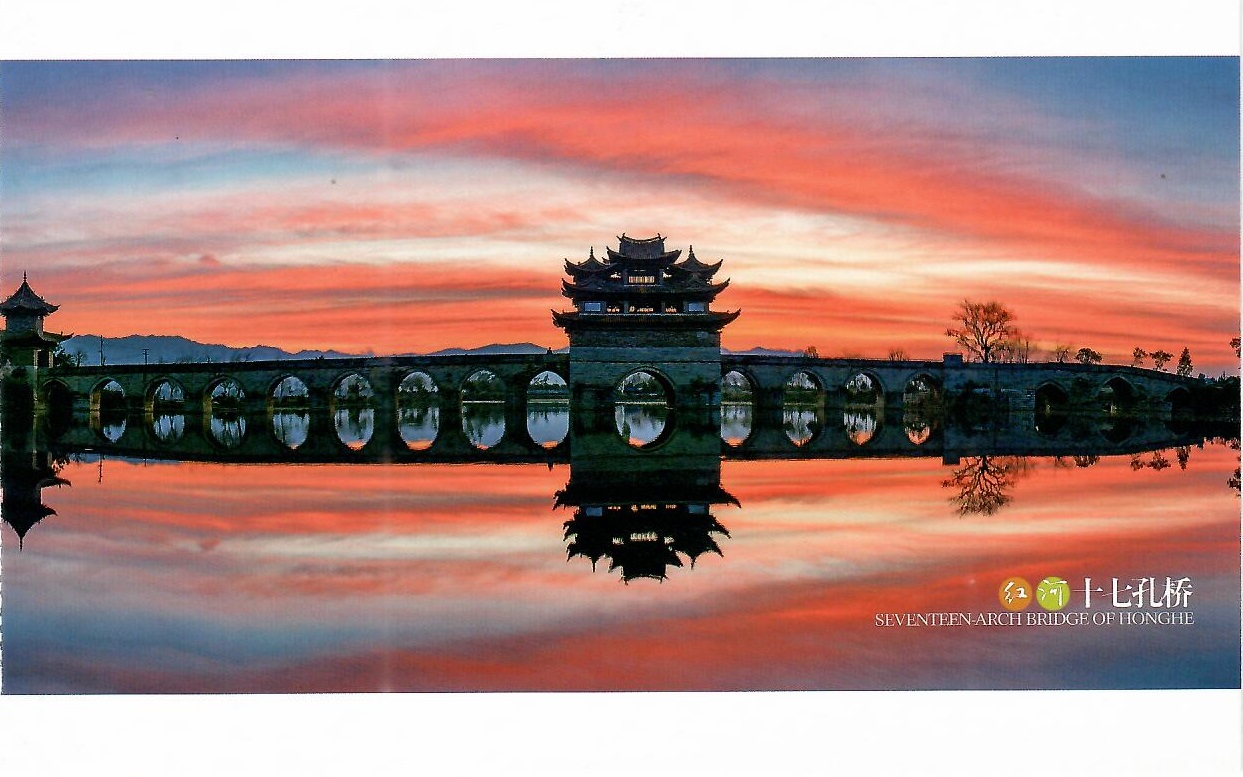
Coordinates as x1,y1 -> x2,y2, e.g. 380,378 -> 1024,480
23,270 -> 28,283
588,246 -> 595,260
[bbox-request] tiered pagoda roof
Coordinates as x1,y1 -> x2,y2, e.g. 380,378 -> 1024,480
0,274 -> 59,316
553,235 -> 740,331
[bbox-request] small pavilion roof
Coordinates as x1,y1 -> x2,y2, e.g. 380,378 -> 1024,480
0,276 -> 59,316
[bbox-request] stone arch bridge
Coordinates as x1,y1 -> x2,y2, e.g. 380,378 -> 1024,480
20,351 -> 1203,465
721,354 -> 1199,413
38,351 -> 1199,421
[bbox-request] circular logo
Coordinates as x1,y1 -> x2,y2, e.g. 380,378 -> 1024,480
1036,576 -> 1071,611
998,576 -> 1032,611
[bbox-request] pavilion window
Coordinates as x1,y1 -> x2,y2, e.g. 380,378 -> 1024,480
685,301 -> 706,313
664,303 -> 679,313
581,301 -> 604,313
606,303 -> 623,314
628,274 -> 656,285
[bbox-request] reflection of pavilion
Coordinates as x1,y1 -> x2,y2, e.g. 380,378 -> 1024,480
1,448 -> 69,549
557,421 -> 736,582
558,477 -> 736,583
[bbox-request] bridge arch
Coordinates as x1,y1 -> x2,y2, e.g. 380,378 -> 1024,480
526,370 -> 569,450
461,368 -> 505,402
1165,386 -> 1193,414
146,377 -> 186,412
614,368 -> 676,450
396,371 -> 440,451
902,373 -> 941,406
842,370 -> 885,404
202,375 -> 245,415
461,369 -> 507,450
268,375 -> 311,406
783,370 -> 823,406
330,374 -> 376,451
1098,375 -> 1138,413
398,370 -> 440,398
89,378 -> 126,414
41,378 -> 74,417
88,378 -> 129,443
721,368 -> 758,400
1034,382 -> 1070,412
1034,382 -> 1071,437
330,372 -> 375,404
720,369 -> 756,448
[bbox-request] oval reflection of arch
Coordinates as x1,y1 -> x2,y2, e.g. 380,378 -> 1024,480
720,370 -> 754,446
527,371 -> 569,449
333,374 -> 375,450
398,371 -> 440,451
614,370 -> 672,449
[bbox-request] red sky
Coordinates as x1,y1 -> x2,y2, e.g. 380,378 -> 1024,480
2,59 -> 1238,372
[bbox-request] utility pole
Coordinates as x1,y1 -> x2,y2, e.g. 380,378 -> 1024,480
99,336 -> 105,367
142,348 -> 149,366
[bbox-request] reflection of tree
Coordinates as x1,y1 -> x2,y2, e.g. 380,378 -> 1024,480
461,401 -> 506,449
783,405 -> 822,447
720,403 -> 753,446
526,401 -> 570,449
398,404 -> 440,450
333,407 -> 375,449
1072,455 -> 1099,468
1176,446 -> 1190,470
942,455 -> 1029,516
614,403 -> 669,447
272,410 -> 310,449
151,413 -> 186,443
1129,449 -> 1176,472
843,409 -> 878,445
209,414 -> 247,448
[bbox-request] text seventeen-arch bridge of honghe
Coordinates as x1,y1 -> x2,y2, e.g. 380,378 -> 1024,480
1,234 -> 1206,456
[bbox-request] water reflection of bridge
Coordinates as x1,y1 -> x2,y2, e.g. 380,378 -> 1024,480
4,397 -> 1229,580
29,399 -> 1210,466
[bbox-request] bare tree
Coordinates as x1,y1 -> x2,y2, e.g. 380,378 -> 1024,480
1052,344 -> 1072,364
945,300 -> 1020,363
887,347 -> 907,360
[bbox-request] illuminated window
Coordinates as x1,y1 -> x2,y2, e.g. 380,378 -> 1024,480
628,274 -> 656,285
582,301 -> 604,313
686,301 -> 706,313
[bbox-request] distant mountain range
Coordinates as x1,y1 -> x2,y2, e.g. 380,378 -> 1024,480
60,335 -> 560,366
57,334 -> 790,366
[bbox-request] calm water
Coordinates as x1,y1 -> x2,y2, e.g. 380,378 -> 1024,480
2,403 -> 1238,693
